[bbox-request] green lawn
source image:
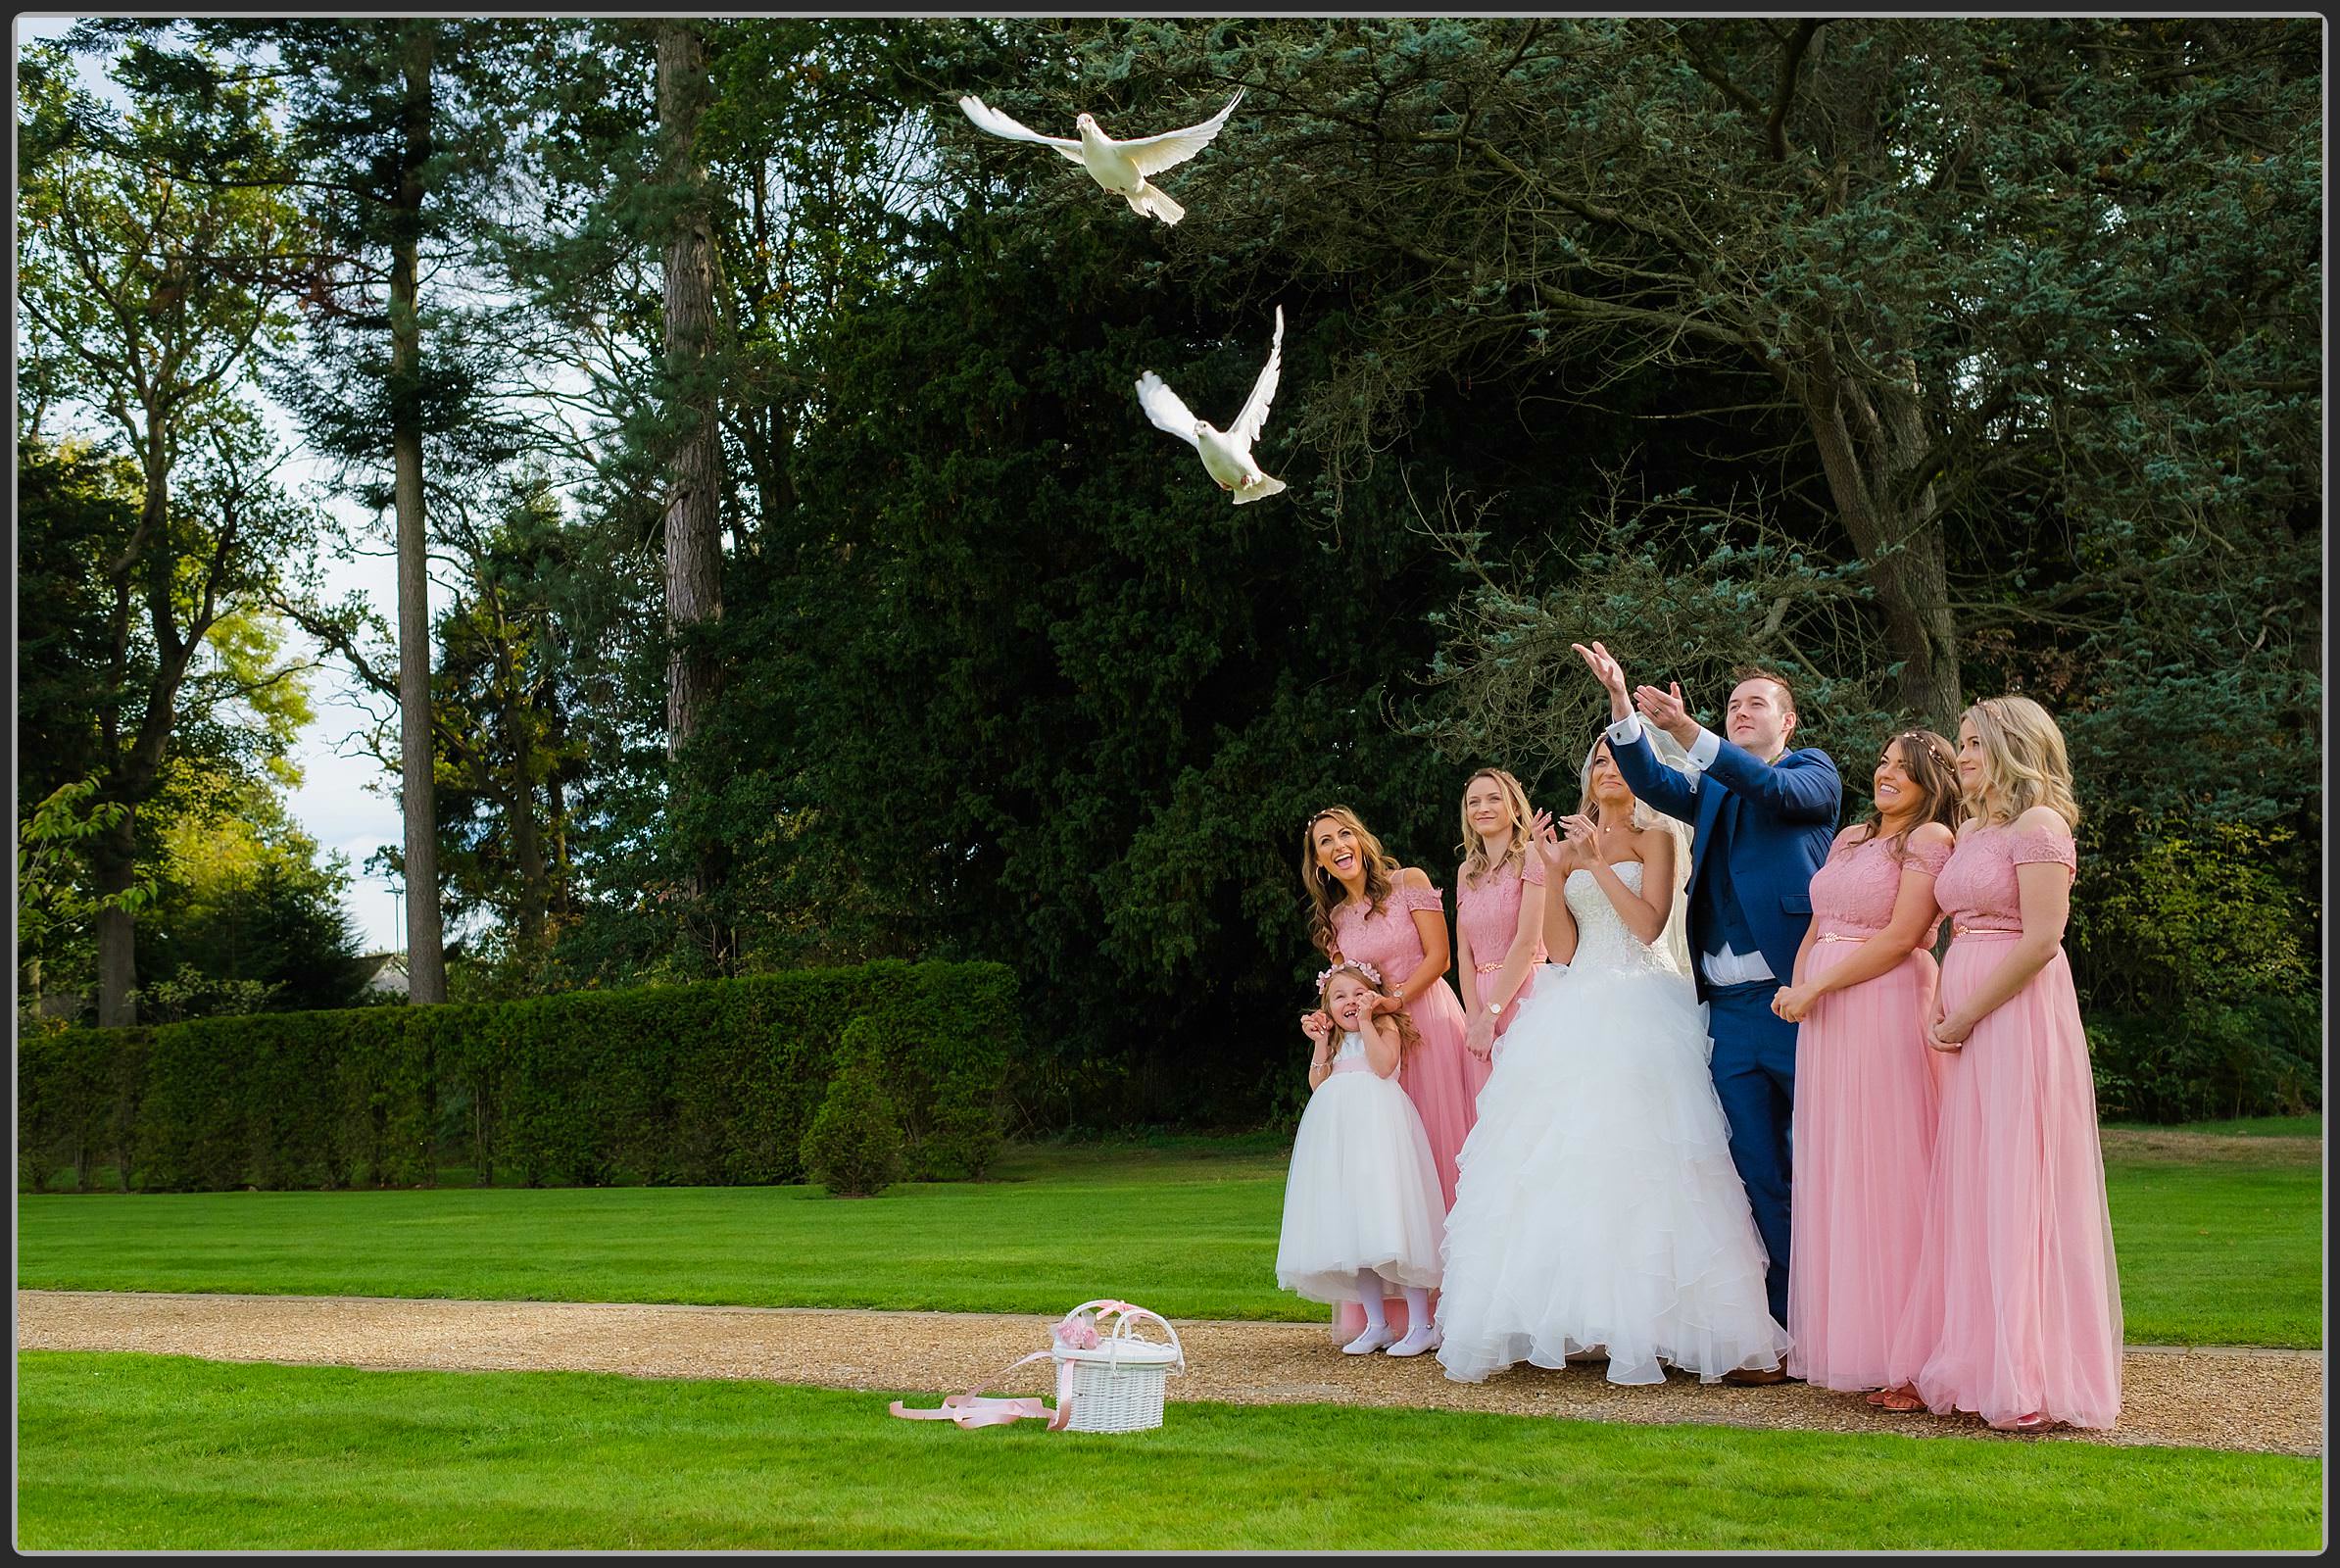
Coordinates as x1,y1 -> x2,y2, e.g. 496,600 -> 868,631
18,1125 -> 2319,1347
16,1352 -> 2320,1550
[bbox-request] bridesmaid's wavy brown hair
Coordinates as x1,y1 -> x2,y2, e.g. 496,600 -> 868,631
1846,730 -> 1962,862
1299,806 -> 1398,957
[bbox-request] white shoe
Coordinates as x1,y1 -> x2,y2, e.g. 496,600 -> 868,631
1342,1324 -> 1397,1355
1386,1326 -> 1441,1358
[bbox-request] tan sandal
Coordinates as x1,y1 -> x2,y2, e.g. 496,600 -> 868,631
1876,1385 -> 1926,1413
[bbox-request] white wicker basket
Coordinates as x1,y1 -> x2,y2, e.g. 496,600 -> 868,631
888,1298 -> 1187,1435
1051,1300 -> 1186,1434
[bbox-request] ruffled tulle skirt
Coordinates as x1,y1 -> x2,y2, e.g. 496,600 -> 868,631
1276,1070 -> 1445,1305
1398,976 -> 1478,1209
1785,945 -> 1942,1390
1434,960 -> 1790,1385
1335,978 -> 1476,1340
1886,942 -> 2122,1429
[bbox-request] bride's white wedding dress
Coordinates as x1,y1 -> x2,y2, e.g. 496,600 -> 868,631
1435,860 -> 1792,1386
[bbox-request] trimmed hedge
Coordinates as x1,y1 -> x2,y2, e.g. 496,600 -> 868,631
18,960 -> 1016,1193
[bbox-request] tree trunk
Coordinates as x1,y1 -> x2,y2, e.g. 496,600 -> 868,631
91,807 -> 140,1028
657,20 -> 725,755
496,631 -> 549,947
1791,348 -> 1964,727
393,22 -> 448,1004
656,19 -> 734,971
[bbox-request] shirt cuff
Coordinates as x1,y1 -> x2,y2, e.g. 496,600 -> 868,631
1687,725 -> 1723,769
1606,711 -> 1644,745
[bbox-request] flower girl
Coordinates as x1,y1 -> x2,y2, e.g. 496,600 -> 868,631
1275,959 -> 1447,1356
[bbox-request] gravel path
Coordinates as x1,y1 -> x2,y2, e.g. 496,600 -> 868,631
18,1290 -> 2320,1456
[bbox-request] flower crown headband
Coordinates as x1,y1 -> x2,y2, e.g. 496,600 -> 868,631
1892,729 -> 1956,769
1315,959 -> 1385,991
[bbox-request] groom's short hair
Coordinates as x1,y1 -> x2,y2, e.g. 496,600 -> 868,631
1731,665 -> 1798,715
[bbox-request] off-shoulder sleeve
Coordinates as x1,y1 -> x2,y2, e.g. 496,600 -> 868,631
1399,881 -> 1444,913
1522,852 -> 1548,887
2006,818 -> 2077,872
1906,836 -> 1954,880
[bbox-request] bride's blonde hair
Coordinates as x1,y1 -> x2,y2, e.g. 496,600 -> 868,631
1961,696 -> 2082,830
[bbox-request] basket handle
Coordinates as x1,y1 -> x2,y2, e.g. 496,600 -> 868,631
1075,1299 -> 1187,1375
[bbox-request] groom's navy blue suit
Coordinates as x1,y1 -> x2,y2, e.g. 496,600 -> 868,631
1611,718 -> 1839,1328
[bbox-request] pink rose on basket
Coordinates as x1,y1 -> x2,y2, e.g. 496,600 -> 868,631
1054,1313 -> 1100,1350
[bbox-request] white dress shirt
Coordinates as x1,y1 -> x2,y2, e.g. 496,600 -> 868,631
1606,711 -> 1777,986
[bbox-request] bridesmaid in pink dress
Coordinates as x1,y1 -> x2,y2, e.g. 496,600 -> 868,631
1453,769 -> 1549,1076
1303,805 -> 1475,1343
1881,697 -> 2122,1432
1767,730 -> 1961,1394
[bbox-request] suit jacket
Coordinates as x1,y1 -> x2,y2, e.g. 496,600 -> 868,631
1610,726 -> 1842,1000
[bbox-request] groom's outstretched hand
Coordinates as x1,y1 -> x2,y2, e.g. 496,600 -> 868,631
1572,641 -> 1632,721
1633,681 -> 1699,749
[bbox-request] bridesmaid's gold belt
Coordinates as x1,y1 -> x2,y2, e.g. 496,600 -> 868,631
1952,925 -> 2021,938
1814,933 -> 1866,943
1474,960 -> 1504,972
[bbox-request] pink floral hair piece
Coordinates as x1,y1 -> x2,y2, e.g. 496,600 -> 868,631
1315,958 -> 1385,992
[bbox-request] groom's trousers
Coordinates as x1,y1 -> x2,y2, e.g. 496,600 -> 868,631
1706,979 -> 1797,1328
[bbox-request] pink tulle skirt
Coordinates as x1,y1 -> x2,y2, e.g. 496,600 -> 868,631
1336,975 -> 1476,1339
1784,943 -> 1942,1390
1885,938 -> 2123,1429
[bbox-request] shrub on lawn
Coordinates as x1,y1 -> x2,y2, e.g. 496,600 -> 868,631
801,1021 -> 906,1198
2089,995 -> 2321,1124
18,960 -> 1016,1193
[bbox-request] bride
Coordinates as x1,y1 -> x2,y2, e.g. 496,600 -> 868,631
1435,732 -> 1791,1386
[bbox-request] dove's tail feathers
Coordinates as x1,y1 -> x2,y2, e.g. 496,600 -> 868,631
1233,474 -> 1288,505
1128,181 -> 1185,224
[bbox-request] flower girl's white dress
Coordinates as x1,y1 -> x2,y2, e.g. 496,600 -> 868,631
1435,863 -> 1792,1385
1275,1031 -> 1446,1305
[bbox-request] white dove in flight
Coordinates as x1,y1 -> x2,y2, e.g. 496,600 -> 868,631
955,87 -> 1244,225
1137,306 -> 1288,505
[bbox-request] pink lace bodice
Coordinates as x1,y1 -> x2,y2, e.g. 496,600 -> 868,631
1808,827 -> 1953,943
1933,817 -> 2077,935
1455,853 -> 1547,975
1330,878 -> 1445,988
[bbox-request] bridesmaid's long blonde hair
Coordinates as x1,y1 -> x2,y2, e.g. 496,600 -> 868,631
1299,806 -> 1399,957
1456,768 -> 1534,888
1961,696 -> 2082,829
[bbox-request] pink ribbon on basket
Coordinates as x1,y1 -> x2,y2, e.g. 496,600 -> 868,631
887,1300 -> 1179,1431
889,1348 -> 1079,1431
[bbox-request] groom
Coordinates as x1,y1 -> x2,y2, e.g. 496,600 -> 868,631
1575,642 -> 1839,1374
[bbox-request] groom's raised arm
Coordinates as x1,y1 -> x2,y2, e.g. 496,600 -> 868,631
1697,734 -> 1841,823
1603,712 -> 1702,820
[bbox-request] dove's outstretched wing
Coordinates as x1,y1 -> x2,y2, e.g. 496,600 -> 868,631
1114,88 -> 1245,177
1136,372 -> 1205,451
957,95 -> 1088,167
1230,306 -> 1285,447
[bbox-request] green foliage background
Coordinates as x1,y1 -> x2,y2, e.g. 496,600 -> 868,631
19,17 -> 2320,1128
